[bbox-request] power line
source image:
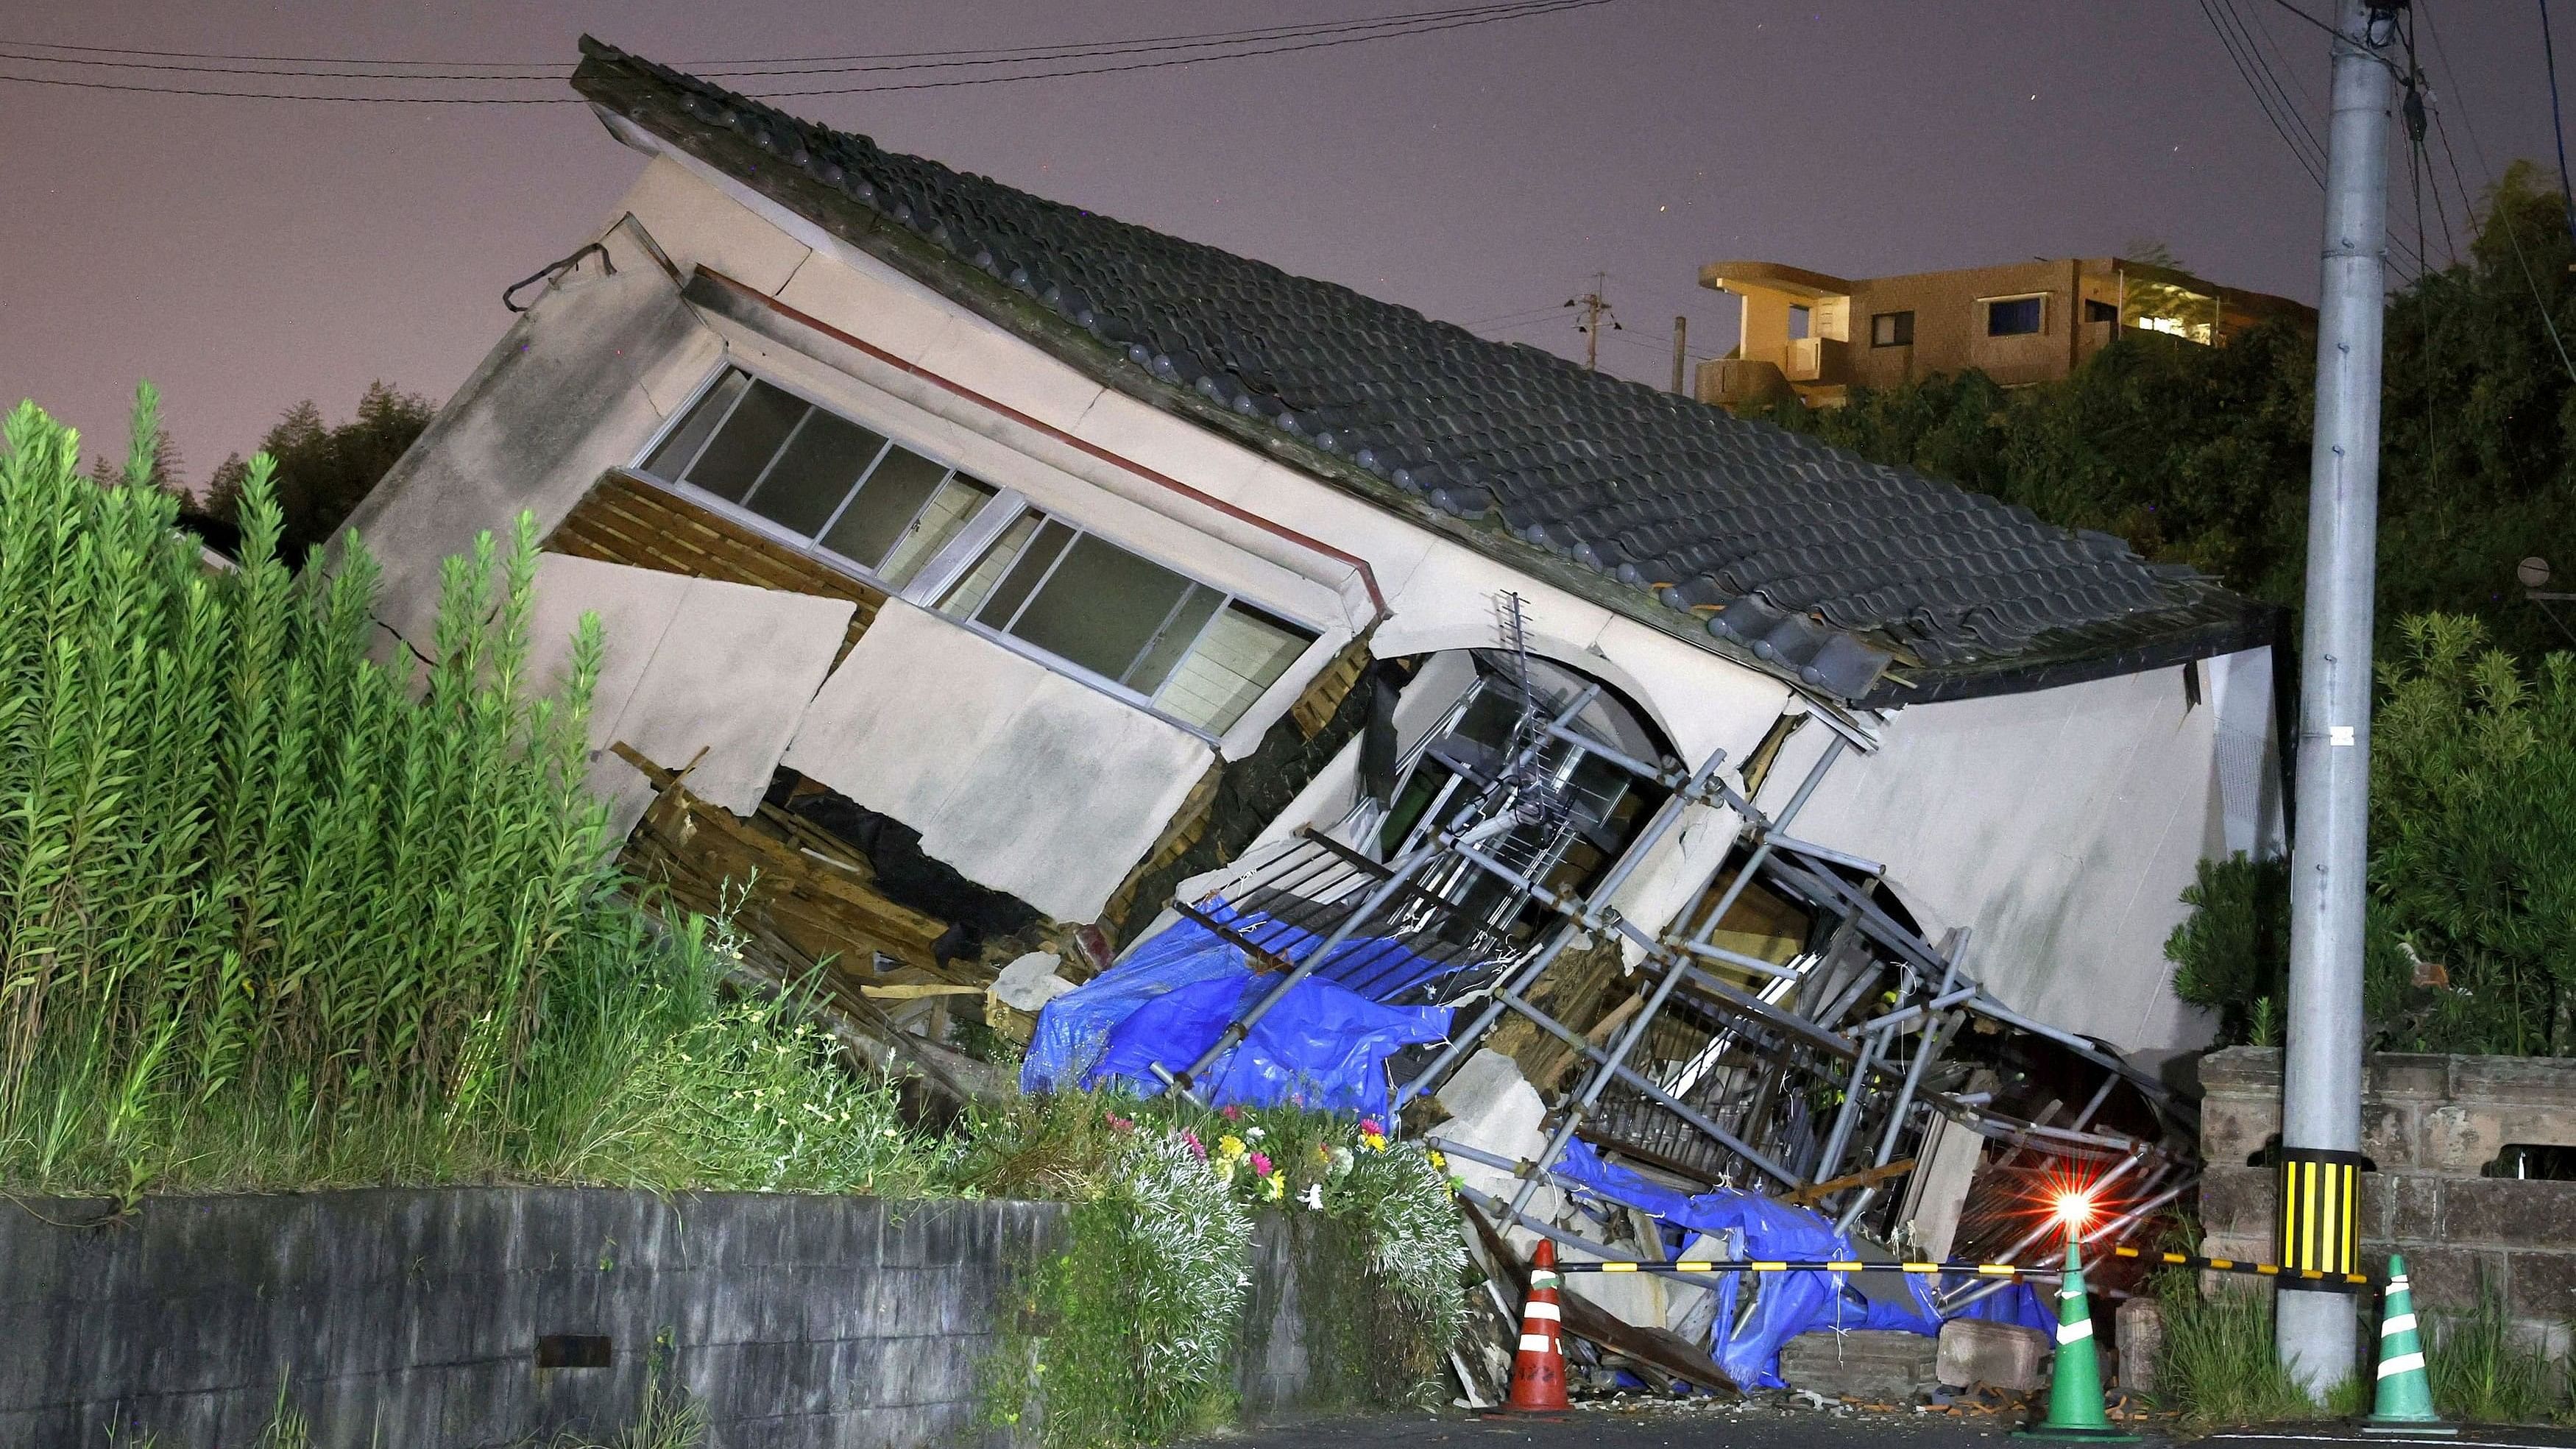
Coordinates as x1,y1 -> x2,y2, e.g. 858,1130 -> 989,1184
2418,1 -> 2576,382
2195,0 -> 2430,277
2541,0 -> 2576,248
2398,6 -> 2459,266
0,1 -> 1612,103
0,3 -> 1570,82
2218,0 -> 2329,175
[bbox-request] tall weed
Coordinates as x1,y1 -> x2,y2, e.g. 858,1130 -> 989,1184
0,392 -> 915,1196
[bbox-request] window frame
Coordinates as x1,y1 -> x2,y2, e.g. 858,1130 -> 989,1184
630,359 -> 1328,743
1869,310 -> 1915,348
1981,292 -> 2048,338
932,504 -> 1320,739
631,363 -> 1002,595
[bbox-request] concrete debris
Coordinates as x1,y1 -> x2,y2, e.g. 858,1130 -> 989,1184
1934,1317 -> 2050,1392
1428,1050 -> 1564,1244
2115,1297 -> 2162,1394
991,952 -> 1072,1009
1777,1330 -> 1940,1400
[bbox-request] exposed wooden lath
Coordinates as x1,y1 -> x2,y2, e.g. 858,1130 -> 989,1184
545,470 -> 888,663
612,742 -> 966,983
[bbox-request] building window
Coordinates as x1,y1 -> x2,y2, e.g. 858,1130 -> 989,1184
1984,295 -> 2045,337
640,366 -> 997,587
1787,304 -> 1812,341
2084,297 -> 2120,325
1869,311 -> 1914,347
938,511 -> 1316,732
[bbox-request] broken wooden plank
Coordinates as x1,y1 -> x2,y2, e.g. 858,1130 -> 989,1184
1778,1157 -> 1919,1208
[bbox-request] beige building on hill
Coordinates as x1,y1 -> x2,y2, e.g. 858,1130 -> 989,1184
1696,256 -> 2315,409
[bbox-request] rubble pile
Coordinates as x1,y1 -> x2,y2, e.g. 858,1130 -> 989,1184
1015,631 -> 2200,1401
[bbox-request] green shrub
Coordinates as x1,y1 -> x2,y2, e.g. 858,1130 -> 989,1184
2167,853 -> 2292,1046
2166,614 -> 2576,1055
975,1094 -> 1468,1445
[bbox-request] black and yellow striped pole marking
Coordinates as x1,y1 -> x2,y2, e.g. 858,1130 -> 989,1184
1552,1248 -> 2377,1289
2276,1147 -> 2367,1292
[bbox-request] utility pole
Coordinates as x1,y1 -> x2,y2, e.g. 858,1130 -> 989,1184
2279,0 -> 2397,1395
1564,273 -> 1619,371
1670,314 -> 1690,394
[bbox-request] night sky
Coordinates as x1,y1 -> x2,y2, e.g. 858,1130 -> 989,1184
4,1 -> 2567,488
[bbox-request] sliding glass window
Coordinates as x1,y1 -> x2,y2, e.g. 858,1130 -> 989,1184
640,367 -> 995,587
938,511 -> 1314,733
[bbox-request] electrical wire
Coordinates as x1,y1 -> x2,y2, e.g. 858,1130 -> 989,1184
2399,6 -> 2459,265
0,0 -> 1612,103
2196,0 -> 2429,277
2541,0 -> 2576,247
2216,0 -> 2329,176
0,3 -> 1568,82
2420,0 -> 2576,382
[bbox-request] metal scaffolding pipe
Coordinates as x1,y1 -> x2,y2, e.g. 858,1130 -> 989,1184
1507,734 -> 1849,1218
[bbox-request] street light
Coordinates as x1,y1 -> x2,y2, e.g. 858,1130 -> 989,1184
2521,556 -> 2576,647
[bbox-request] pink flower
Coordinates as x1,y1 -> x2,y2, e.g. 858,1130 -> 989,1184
1104,1113 -> 1134,1133
1359,1116 -> 1384,1137
1220,1104 -> 1243,1121
1248,1151 -> 1273,1177
1182,1130 -> 1207,1161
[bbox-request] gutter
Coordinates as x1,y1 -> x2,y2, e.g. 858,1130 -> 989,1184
685,264 -> 1389,625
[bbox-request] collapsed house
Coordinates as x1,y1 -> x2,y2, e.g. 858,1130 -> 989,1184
344,38 -> 2288,1391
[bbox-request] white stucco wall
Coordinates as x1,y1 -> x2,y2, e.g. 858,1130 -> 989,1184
342,260 -> 722,651
523,554 -> 853,832
606,137 -> 1799,776
1760,648 -> 2282,1059
785,601 -> 1214,921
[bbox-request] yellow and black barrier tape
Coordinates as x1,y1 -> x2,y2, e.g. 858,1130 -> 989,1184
1551,1248 -> 2374,1288
1555,1258 -> 2031,1278
2103,1244 -> 2372,1287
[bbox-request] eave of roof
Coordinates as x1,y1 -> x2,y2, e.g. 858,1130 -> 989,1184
568,39 -> 2270,709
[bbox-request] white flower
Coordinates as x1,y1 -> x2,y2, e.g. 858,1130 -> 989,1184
1245,1126 -> 1265,1140
1298,1183 -> 1325,1211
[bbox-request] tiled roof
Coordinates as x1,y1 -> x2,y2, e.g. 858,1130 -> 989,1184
571,39 -> 2265,704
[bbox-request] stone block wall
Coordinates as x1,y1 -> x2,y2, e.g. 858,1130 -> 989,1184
2198,1048 -> 2576,1356
1,1188 -> 1378,1448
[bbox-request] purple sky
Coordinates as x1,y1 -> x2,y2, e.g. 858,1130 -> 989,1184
4,1 -> 2567,489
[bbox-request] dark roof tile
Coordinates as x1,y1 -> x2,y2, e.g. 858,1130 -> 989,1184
574,40 -> 2260,697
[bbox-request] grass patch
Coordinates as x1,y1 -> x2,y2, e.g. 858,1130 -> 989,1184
2153,1273 -> 2357,1428
2155,1268 -> 2572,1430
2427,1280 -> 2566,1425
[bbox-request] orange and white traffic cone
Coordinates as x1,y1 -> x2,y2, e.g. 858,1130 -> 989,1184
1504,1239 -> 1572,1414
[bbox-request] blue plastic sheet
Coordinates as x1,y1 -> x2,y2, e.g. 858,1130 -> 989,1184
1021,900 -> 1451,1117
1547,1138 -> 2051,1388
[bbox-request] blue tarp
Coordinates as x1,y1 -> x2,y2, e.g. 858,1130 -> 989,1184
1021,900 -> 1452,1117
1548,1138 -> 2051,1388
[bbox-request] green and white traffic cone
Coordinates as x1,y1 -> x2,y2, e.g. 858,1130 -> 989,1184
2360,1255 -> 2456,1436
2015,1236 -> 2137,1441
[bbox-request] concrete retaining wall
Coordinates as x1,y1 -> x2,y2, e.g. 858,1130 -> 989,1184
2,1188 -> 1379,1448
2200,1047 -> 2576,1356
